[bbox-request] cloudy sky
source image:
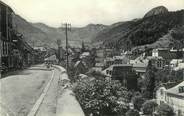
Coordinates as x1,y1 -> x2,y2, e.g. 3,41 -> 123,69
2,0 -> 184,27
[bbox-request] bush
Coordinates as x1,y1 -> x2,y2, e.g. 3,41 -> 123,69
157,103 -> 175,116
74,77 -> 129,116
126,109 -> 140,116
132,95 -> 145,111
142,100 -> 158,115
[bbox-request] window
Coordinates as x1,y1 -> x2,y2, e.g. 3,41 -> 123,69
106,70 -> 109,74
179,86 -> 184,93
160,89 -> 164,95
109,71 -> 112,75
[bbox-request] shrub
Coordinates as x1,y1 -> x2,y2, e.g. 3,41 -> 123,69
157,103 -> 175,116
142,100 -> 158,115
132,95 -> 145,111
126,109 -> 140,116
74,77 -> 129,116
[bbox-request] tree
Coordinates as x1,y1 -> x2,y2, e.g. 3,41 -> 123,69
126,109 -> 140,116
157,103 -> 175,116
74,77 -> 129,116
144,60 -> 157,98
81,41 -> 86,52
132,95 -> 145,111
142,100 -> 158,115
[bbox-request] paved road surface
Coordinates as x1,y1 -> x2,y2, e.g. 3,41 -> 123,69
0,64 -> 56,116
36,68 -> 60,116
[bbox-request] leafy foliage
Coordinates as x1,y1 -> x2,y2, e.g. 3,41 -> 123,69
157,103 -> 175,116
142,100 -> 158,115
143,61 -> 157,98
132,95 -> 145,111
126,109 -> 140,116
74,77 -> 129,116
97,10 -> 184,50
155,69 -> 184,85
129,10 -> 184,46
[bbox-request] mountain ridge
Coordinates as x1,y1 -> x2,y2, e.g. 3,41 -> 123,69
13,14 -> 107,48
93,7 -> 184,50
13,6 -> 184,50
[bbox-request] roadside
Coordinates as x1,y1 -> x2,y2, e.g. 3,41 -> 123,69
55,65 -> 85,116
0,64 -> 52,116
35,68 -> 60,116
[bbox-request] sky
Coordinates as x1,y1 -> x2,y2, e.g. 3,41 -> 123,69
1,0 -> 184,27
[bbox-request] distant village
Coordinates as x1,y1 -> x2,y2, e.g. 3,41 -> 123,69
0,1 -> 184,116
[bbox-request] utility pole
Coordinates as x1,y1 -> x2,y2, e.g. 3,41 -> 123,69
62,23 -> 71,72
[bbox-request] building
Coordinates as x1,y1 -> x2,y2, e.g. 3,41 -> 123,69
95,49 -> 104,62
0,1 -> 14,71
0,34 -> 2,77
58,46 -> 65,61
74,60 -> 88,75
12,33 -> 37,67
133,63 -> 147,78
80,52 -> 90,59
34,46 -> 47,52
102,65 -> 113,77
104,57 -> 114,68
104,48 -> 113,57
170,59 -> 183,69
44,55 -> 58,64
0,1 -> 39,74
111,64 -> 138,90
152,48 -> 183,65
104,55 -> 130,68
34,46 -> 47,64
166,81 -> 184,116
148,56 -> 166,69
94,62 -> 104,71
156,81 -> 184,116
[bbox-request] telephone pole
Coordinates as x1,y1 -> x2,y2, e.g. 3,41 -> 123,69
62,23 -> 71,72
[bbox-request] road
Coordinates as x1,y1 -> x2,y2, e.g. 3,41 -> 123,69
0,64 -> 60,116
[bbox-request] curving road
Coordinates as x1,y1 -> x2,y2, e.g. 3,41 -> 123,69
0,64 -> 59,116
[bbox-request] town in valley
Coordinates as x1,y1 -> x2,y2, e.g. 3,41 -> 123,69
0,0 -> 184,116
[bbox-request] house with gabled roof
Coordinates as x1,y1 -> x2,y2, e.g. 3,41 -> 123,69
74,60 -> 88,75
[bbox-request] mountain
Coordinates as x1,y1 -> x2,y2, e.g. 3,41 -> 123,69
13,15 -> 50,47
13,15 -> 107,48
13,6 -> 184,50
131,26 -> 184,51
144,6 -> 169,18
32,23 -> 107,48
93,6 -> 184,50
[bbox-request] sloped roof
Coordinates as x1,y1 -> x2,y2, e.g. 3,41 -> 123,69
80,52 -> 90,58
74,60 -> 88,68
44,55 -> 57,61
158,50 -> 177,60
170,59 -> 183,64
166,81 -> 184,97
95,63 -> 104,67
133,63 -> 148,73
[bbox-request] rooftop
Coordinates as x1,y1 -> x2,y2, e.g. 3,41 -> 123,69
112,64 -> 133,67
74,60 -> 88,68
166,81 -> 184,97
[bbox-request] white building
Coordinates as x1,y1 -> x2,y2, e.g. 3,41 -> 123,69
156,81 -> 184,116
